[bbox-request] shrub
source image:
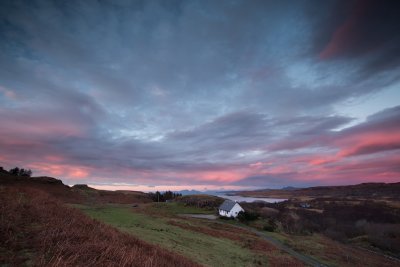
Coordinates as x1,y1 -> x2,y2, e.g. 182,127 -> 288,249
365,223 -> 400,253
219,215 -> 234,220
8,167 -> 32,177
263,220 -> 277,232
237,211 -> 259,223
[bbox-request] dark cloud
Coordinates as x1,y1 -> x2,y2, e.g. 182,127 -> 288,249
230,174 -> 319,188
345,143 -> 400,156
168,111 -> 271,148
0,0 -> 399,188
313,0 -> 400,78
267,106 -> 400,164
343,105 -> 400,134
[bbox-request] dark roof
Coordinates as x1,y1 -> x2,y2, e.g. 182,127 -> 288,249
219,200 -> 237,212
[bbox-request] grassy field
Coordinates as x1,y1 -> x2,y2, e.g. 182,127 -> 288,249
140,202 -> 215,216
3,172 -> 398,267
78,203 -> 270,267
0,187 -> 199,267
259,231 -> 399,267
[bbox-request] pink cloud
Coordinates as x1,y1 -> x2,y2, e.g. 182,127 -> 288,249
320,16 -> 358,59
320,0 -> 372,60
26,162 -> 91,180
337,132 -> 400,157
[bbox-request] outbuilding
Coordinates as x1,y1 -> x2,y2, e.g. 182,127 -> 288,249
218,200 -> 244,218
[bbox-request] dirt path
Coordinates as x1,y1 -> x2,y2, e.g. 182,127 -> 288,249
184,215 -> 328,267
179,214 -> 218,220
239,225 -> 328,267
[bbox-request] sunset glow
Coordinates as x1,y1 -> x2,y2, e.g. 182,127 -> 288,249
0,0 -> 399,191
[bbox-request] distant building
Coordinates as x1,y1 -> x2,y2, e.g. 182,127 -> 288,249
300,203 -> 311,208
218,200 -> 244,218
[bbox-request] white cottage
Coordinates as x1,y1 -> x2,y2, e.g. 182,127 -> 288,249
218,200 -> 244,218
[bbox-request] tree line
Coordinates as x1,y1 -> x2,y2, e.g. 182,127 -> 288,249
148,191 -> 182,202
0,166 -> 33,177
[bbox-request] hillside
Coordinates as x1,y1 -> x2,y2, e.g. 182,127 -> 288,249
0,172 -> 151,204
0,171 -> 305,266
235,182 -> 400,200
174,194 -> 225,208
71,184 -> 151,204
0,185 -> 199,266
1,170 -> 399,266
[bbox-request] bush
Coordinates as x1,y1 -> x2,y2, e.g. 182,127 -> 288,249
263,225 -> 274,232
324,228 -> 347,242
148,191 -> 181,202
219,215 -> 234,220
259,207 -> 279,219
237,211 -> 259,223
365,223 -> 400,253
8,167 -> 32,177
263,220 -> 277,232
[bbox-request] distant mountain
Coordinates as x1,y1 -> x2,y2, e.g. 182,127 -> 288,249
174,189 -> 234,196
234,182 -> 400,199
175,189 -> 203,195
281,186 -> 301,191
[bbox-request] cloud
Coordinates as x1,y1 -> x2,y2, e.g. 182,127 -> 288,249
230,174 -> 319,188
267,106 -> 400,156
335,106 -> 400,157
315,0 -> 400,77
0,0 -> 399,189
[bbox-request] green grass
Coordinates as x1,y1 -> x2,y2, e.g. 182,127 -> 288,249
147,202 -> 215,215
78,204 -> 268,267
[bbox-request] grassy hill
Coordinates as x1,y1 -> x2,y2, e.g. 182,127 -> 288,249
1,170 -> 399,266
235,182 -> 400,200
71,184 -> 152,204
76,202 -> 304,267
0,172 -> 152,204
174,194 -> 225,209
0,185 -> 199,266
0,172 -> 303,266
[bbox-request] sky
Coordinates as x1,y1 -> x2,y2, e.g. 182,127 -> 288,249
0,0 -> 399,191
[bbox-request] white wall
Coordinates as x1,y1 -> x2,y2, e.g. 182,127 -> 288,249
219,203 -> 244,218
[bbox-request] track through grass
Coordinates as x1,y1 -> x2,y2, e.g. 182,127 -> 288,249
78,204 -> 268,267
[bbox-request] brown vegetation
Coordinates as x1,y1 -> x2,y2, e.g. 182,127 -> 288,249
168,220 -> 257,242
167,220 -> 305,267
72,184 -> 151,204
241,197 -> 400,260
237,182 -> 400,200
0,172 -> 152,204
285,233 -> 400,267
175,194 -> 224,208
0,186 -> 200,267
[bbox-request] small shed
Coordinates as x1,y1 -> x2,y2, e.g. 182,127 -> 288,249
300,203 -> 311,208
218,200 -> 244,218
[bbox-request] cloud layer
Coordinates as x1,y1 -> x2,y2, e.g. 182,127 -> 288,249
0,0 -> 399,190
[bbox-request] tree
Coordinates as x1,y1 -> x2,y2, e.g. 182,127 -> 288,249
237,211 -> 259,223
9,167 -> 20,175
148,191 -> 182,202
8,167 -> 32,177
19,168 -> 32,177
26,169 -> 32,177
19,168 -> 26,176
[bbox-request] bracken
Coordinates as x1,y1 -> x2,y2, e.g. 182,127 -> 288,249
0,186 -> 201,267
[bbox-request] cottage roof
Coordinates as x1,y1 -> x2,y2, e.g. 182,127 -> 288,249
219,200 -> 237,212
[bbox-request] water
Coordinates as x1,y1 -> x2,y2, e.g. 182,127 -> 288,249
214,194 -> 287,203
